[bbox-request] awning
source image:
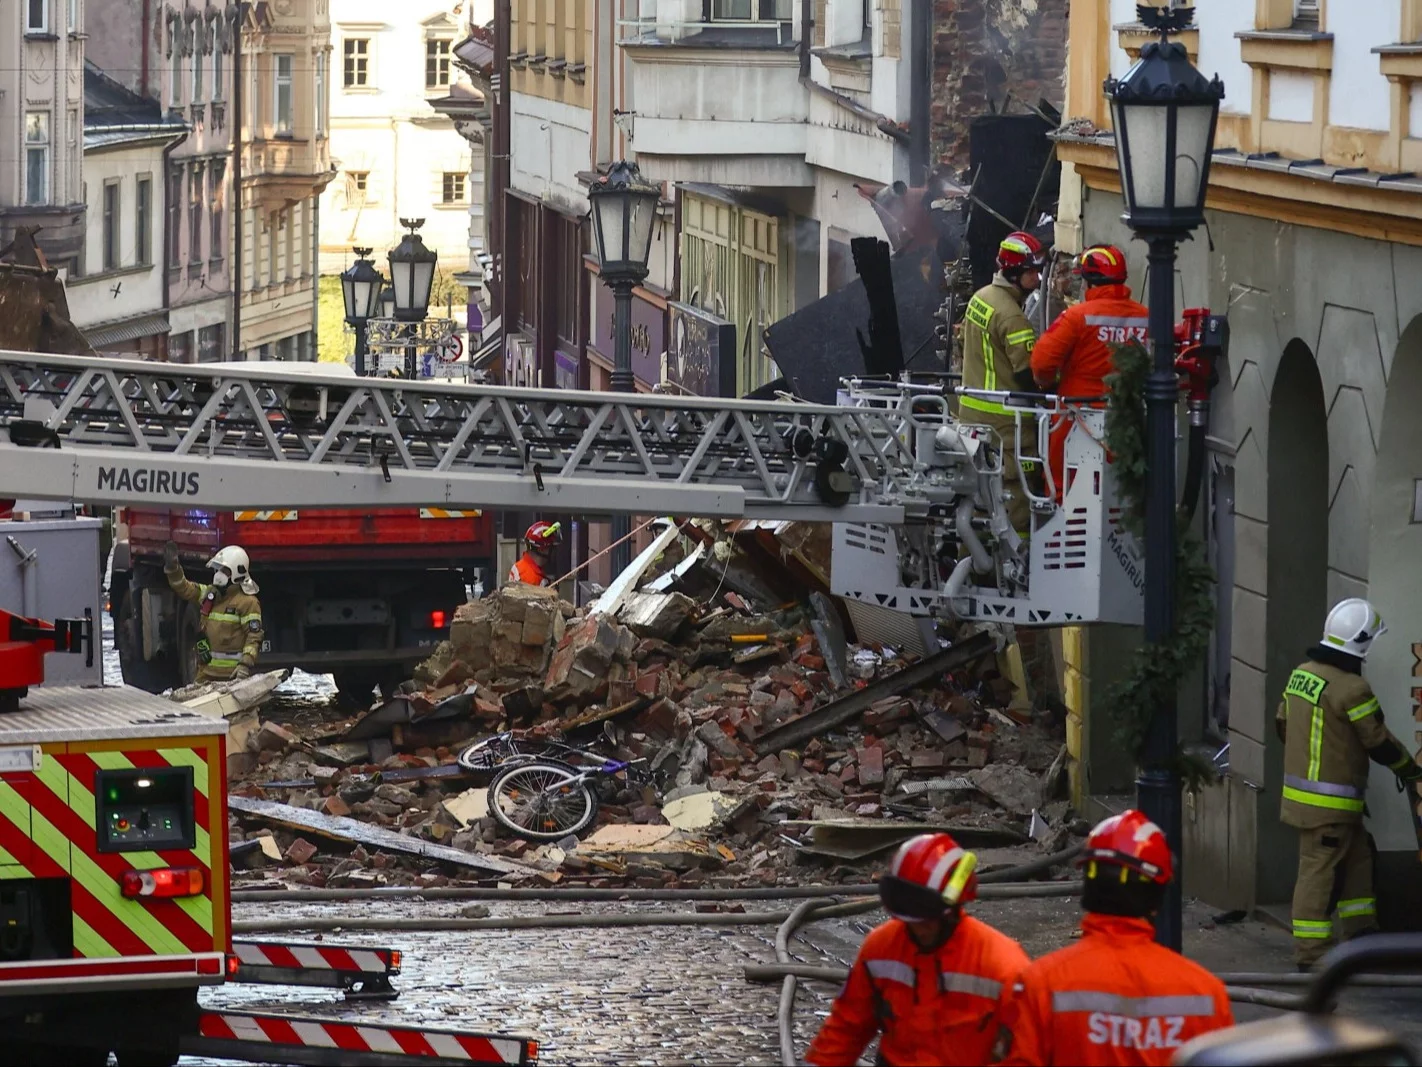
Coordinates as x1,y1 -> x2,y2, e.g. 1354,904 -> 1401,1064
82,311 -> 171,349
469,316 -> 502,371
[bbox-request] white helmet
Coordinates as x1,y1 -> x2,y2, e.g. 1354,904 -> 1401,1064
1322,598 -> 1387,660
207,545 -> 257,594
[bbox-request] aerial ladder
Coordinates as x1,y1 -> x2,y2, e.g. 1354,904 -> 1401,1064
0,349 -> 1171,631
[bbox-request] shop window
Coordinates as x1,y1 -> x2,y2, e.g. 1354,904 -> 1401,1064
556,220 -> 581,347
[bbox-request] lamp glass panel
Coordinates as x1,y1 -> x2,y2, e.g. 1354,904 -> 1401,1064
1116,99 -> 1170,211
412,260 -> 436,313
352,276 -> 377,320
629,193 -> 657,270
594,194 -> 626,265
341,273 -> 357,320
1173,102 -> 1215,210
390,259 -> 413,311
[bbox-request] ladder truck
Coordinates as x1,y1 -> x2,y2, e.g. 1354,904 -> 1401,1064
0,335 -> 1222,1063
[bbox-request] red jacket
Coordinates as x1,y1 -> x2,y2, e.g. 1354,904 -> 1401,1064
1029,285 -> 1148,499
993,914 -> 1234,1066
508,554 -> 548,586
806,914 -> 1029,1067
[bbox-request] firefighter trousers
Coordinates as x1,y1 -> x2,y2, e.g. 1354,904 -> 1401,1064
1291,821 -> 1378,966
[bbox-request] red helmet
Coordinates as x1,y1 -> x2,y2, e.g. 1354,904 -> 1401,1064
1080,809 -> 1173,886
997,231 -> 1045,272
879,833 -> 978,921
524,521 -> 563,551
1075,244 -> 1128,286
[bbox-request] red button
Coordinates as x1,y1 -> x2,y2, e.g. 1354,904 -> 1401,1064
117,818 -> 130,831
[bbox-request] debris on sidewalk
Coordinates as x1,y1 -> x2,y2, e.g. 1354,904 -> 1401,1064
225,522 -> 1082,893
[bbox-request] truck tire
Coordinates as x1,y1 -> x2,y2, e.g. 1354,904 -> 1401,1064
115,580 -> 180,694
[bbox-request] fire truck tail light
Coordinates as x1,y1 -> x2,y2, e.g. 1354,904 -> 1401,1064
120,866 -> 205,899
429,610 -> 447,629
226,954 -> 241,978
389,950 -> 402,973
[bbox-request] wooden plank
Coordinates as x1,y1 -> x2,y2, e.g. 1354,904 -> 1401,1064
228,795 -> 533,879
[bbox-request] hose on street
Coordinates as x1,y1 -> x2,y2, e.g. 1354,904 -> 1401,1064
229,881 -> 1081,934
229,845 -> 1087,905
776,900 -> 834,1067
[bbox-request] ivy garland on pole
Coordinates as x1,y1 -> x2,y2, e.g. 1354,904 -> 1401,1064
1102,341 -> 1219,786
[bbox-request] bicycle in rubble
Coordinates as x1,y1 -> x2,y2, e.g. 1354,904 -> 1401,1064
456,728 -> 659,842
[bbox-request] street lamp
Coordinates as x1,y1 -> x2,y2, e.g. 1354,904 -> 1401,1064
340,246 -> 383,377
388,217 -> 439,378
1104,4 -> 1223,953
588,158 -> 661,575
379,285 -> 396,321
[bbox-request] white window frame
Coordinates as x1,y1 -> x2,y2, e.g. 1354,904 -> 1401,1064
425,37 -> 452,90
315,51 -> 327,135
26,0 -> 48,33
274,53 -> 294,133
24,112 -> 50,205
710,0 -> 794,22
102,178 -> 122,272
67,0 -> 77,33
343,37 -> 371,89
442,171 -> 466,203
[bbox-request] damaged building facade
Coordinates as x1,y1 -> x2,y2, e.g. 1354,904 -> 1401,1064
1056,0 -> 1422,925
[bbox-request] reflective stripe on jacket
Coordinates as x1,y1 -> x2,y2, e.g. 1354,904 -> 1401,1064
993,913 -> 1233,1066
1276,659 -> 1413,828
508,554 -> 548,586
166,563 -> 263,678
960,276 -> 1036,434
805,914 -> 1028,1067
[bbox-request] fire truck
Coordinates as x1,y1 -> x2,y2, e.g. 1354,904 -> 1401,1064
109,362 -> 494,706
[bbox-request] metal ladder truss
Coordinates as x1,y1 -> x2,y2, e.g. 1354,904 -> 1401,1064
182,1010 -> 538,1067
230,938 -> 401,1000
0,351 -> 915,524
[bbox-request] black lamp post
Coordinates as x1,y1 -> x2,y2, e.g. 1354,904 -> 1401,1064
388,217 -> 438,379
1104,4 -> 1223,952
588,158 -> 661,576
340,246 -> 383,376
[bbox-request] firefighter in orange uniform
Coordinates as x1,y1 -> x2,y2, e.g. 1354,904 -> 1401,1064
1029,245 -> 1149,500
993,810 -> 1233,1066
806,833 -> 1029,1067
508,521 -> 562,586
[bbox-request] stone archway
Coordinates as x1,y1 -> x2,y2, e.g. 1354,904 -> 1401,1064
1258,339 -> 1330,904
1364,315 -> 1422,925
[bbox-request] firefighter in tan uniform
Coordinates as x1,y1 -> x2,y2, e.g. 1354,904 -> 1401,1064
1276,597 -> 1422,969
959,231 -> 1045,535
164,541 -> 264,683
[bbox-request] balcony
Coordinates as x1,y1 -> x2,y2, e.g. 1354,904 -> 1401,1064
619,14 -> 810,186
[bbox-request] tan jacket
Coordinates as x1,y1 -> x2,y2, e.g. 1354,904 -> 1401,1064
1276,658 -> 1414,828
959,274 -> 1038,453
166,563 -> 264,683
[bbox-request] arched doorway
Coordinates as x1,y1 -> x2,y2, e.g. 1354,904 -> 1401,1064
1364,315 -> 1422,926
1260,340 -> 1329,904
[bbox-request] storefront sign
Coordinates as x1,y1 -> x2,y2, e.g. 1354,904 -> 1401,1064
504,333 -> 537,388
555,348 -> 579,390
589,277 -> 665,388
666,302 -> 736,397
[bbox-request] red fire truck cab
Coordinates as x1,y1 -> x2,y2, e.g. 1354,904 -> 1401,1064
110,505 -> 492,704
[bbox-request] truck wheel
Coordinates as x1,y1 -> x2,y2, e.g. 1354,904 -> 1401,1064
175,601 -> 201,687
10,1041 -> 111,1066
115,588 -> 179,693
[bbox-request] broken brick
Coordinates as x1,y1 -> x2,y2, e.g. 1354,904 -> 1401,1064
858,745 -> 885,787
284,838 -> 318,865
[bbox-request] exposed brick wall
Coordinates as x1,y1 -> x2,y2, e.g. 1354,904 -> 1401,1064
930,0 -> 1068,172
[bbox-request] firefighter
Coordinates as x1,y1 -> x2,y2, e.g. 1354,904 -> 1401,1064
1029,245 -> 1149,500
993,810 -> 1233,1066
960,231 -> 1046,535
508,521 -> 562,586
1276,598 -> 1422,970
163,541 -> 263,683
806,833 -> 1029,1067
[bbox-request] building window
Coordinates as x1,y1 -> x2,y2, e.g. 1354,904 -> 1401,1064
168,168 -> 182,263
136,175 -> 152,265
710,0 -> 794,20
442,172 -> 466,203
209,159 -> 226,262
274,54 -> 293,133
67,0 -> 76,32
425,38 -> 451,89
189,163 -> 204,262
192,45 -> 204,102
214,44 -> 224,101
24,112 -> 49,205
198,323 -> 225,363
169,330 -> 193,363
315,51 -> 326,134
102,179 -> 121,271
67,108 -> 78,146
26,0 -> 47,33
346,170 -> 369,203
268,211 -> 279,282
556,221 -> 580,346
170,33 -> 182,108
343,37 -> 370,88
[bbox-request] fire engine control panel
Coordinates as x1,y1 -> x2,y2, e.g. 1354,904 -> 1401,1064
95,767 -> 195,853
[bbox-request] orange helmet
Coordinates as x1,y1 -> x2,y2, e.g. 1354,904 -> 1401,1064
1080,809 -> 1173,886
997,231 -> 1045,272
524,521 -> 563,551
879,833 -> 978,921
1075,244 -> 1128,286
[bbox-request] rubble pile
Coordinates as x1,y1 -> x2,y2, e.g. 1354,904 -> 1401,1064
228,575 -> 1077,891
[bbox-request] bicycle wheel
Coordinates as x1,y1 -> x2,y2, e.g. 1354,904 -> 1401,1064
487,760 -> 599,842
457,735 -> 533,774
